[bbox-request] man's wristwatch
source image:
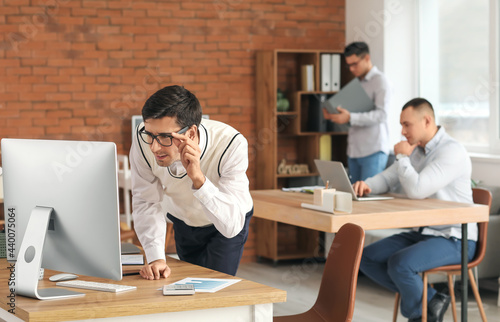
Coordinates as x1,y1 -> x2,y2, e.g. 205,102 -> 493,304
396,153 -> 408,161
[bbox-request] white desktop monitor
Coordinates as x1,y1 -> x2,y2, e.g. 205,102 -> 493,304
1,139 -> 122,300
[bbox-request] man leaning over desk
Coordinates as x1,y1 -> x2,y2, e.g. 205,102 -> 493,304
130,85 -> 253,280
353,98 -> 476,322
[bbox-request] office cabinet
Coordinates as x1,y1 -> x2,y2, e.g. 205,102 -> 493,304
255,49 -> 352,262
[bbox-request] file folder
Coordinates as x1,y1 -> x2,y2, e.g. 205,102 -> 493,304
331,54 -> 341,92
307,94 -> 328,132
321,54 -> 331,91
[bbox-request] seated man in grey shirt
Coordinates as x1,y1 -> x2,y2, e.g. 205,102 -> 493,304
353,98 -> 477,322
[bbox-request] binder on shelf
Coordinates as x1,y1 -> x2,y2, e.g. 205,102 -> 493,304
321,54 -> 331,92
306,94 -> 327,132
301,64 -> 315,92
331,54 -> 341,92
319,135 -> 332,160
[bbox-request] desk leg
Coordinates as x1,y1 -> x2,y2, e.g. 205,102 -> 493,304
461,223 -> 468,322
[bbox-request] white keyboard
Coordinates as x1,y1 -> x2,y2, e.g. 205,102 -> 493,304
56,280 -> 137,293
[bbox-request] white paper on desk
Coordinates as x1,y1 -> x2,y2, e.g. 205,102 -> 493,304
282,186 -> 325,193
173,277 -> 241,293
121,254 -> 144,265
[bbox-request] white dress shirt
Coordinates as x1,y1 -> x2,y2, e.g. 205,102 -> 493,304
348,66 -> 392,158
130,119 -> 253,263
365,127 -> 477,241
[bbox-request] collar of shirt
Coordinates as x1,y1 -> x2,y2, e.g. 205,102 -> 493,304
168,124 -> 207,176
423,126 -> 444,155
360,65 -> 379,82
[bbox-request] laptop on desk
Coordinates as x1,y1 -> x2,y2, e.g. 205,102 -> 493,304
314,159 -> 394,201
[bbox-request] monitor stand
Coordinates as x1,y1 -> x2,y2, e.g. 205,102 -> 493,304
16,206 -> 85,300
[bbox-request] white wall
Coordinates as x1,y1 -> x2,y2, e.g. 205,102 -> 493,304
345,0 -> 385,70
384,0 -> 418,145
346,0 -> 419,148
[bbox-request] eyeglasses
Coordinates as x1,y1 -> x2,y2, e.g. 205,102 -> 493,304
139,126 -> 189,147
346,54 -> 366,68
347,59 -> 363,68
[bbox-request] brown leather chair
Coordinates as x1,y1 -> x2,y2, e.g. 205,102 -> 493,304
274,223 -> 365,322
393,188 -> 492,322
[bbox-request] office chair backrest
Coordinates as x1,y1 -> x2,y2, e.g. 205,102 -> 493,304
313,223 -> 365,322
470,187 -> 492,266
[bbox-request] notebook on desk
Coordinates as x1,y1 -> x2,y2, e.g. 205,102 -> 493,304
314,159 -> 393,201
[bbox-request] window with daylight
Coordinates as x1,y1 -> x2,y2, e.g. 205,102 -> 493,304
418,0 -> 495,152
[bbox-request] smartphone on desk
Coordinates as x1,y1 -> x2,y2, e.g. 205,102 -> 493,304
163,284 -> 195,296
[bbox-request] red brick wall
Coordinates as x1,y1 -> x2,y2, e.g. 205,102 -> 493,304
0,0 -> 345,263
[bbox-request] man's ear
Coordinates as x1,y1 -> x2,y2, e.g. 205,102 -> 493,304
423,114 -> 432,127
188,125 -> 198,140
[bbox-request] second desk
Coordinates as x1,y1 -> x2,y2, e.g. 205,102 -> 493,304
251,189 -> 489,322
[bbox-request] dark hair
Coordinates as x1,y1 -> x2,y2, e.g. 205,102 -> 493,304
142,85 -> 202,128
402,97 -> 435,118
344,42 -> 370,57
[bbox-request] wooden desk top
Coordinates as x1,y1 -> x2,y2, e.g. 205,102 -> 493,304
251,190 -> 489,233
0,258 -> 286,321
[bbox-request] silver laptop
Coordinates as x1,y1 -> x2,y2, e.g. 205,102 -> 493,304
314,159 -> 393,201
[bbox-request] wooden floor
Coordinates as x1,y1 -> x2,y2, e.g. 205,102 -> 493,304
236,260 -> 500,321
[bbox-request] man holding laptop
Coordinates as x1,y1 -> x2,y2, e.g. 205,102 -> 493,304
354,98 -> 476,322
323,41 -> 392,182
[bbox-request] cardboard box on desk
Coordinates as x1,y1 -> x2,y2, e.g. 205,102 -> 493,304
301,188 -> 352,213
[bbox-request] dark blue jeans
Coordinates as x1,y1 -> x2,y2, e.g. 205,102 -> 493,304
360,231 -> 476,319
348,151 -> 388,183
167,208 -> 253,276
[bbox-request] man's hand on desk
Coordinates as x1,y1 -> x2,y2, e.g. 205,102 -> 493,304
353,181 -> 372,197
140,259 -> 171,280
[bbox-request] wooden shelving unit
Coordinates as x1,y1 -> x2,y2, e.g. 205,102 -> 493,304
255,49 -> 352,263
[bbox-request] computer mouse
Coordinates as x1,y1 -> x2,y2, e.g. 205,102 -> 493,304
49,273 -> 79,282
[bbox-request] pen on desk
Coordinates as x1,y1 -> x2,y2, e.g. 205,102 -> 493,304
325,180 -> 329,189
123,271 -> 140,276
